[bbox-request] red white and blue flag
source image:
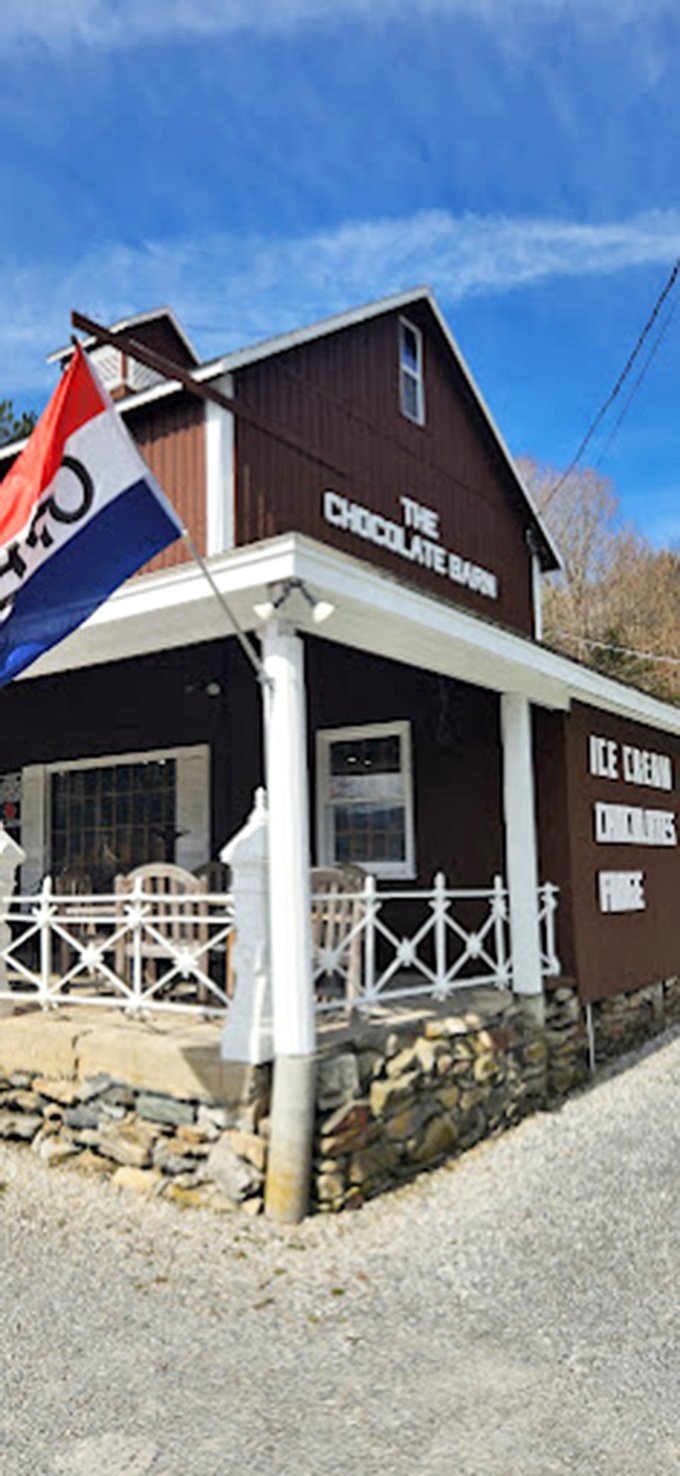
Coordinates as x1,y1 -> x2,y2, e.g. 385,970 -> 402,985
0,344 -> 182,686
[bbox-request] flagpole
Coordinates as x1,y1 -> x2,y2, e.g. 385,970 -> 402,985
180,529 -> 270,688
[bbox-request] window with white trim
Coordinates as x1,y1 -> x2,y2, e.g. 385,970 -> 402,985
316,722 -> 415,879
20,745 -> 210,892
399,318 -> 425,425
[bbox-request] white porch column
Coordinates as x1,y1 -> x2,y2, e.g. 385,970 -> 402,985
500,692 -> 544,1014
261,619 -> 316,1222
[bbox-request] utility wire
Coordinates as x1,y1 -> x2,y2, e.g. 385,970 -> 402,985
594,292 -> 680,472
544,252 -> 680,505
555,630 -> 680,667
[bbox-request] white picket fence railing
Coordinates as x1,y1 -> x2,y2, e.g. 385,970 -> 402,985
0,873 -> 559,1018
312,874 -> 560,1010
0,877 -> 235,1016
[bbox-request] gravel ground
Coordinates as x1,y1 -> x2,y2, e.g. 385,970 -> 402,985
0,1029 -> 678,1476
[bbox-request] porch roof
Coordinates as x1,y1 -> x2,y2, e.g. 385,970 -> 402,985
18,532 -> 680,737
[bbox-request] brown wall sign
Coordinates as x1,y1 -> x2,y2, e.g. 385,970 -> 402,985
565,703 -> 680,1000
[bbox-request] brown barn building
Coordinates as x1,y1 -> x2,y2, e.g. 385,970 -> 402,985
0,289 -> 678,1023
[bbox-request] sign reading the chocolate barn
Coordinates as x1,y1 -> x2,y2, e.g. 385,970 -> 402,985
589,733 -> 677,914
323,490 -> 499,600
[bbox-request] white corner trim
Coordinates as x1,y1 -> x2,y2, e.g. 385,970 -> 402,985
500,693 -> 542,998
205,373 -> 235,554
531,552 -> 543,643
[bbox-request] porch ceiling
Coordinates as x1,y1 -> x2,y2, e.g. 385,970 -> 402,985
19,532 -> 680,735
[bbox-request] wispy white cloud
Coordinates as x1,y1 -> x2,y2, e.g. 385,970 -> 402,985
0,0 -> 675,52
3,208 -> 680,395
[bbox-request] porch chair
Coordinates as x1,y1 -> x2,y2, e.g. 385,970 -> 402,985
310,864 -> 366,1007
54,865 -> 111,983
193,860 -> 234,997
114,862 -> 211,1003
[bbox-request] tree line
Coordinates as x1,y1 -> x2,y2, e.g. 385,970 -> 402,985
519,457 -> 680,705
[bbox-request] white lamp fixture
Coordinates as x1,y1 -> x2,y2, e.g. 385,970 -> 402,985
254,578 -> 335,626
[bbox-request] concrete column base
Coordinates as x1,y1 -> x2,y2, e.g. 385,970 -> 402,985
515,992 -> 545,1029
264,1053 -> 317,1224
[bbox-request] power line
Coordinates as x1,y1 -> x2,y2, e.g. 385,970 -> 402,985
544,252 -> 680,505
555,630 -> 680,667
594,292 -> 680,472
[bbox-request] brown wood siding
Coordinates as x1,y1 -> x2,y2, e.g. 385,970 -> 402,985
234,304 -> 535,636
127,392 -> 206,573
125,316 -> 198,369
2,636 -> 505,892
564,702 -> 680,1000
0,641 -> 234,864
533,708 -> 576,982
306,638 -> 505,887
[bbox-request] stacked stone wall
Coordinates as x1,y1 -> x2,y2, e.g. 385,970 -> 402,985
542,978 -> 679,1094
0,975 -> 677,1216
313,997 -> 548,1212
0,1065 -> 272,1214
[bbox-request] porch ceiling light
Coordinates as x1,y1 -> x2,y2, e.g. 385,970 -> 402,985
253,578 -> 335,626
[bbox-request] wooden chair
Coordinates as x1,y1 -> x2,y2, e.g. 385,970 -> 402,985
310,865 -> 366,1006
193,860 -> 230,893
193,860 -> 234,997
53,866 -> 106,981
114,862 -> 210,1001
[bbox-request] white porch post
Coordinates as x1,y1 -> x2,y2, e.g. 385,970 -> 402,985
261,619 -> 316,1222
500,692 -> 544,1020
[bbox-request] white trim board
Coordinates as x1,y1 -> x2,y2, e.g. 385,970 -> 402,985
16,531 -> 680,739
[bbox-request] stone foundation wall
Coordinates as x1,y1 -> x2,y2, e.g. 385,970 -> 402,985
0,1064 -> 272,1215
313,995 -> 548,1212
592,976 -> 680,1057
542,978 -> 679,1095
1,976 -> 677,1217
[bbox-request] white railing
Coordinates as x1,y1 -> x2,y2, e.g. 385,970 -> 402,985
312,873 -> 560,1010
0,877 -> 235,1016
0,873 -> 559,1019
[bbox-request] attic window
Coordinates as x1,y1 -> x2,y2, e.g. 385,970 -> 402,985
399,318 -> 425,425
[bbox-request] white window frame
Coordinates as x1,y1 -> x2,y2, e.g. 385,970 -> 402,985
399,317 -> 425,426
20,743 -> 210,893
316,720 -> 416,880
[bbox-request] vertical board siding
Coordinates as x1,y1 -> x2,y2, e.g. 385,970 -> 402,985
234,305 -> 535,635
127,392 -> 206,574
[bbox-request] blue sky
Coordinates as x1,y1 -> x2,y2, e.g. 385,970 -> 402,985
2,0 -> 680,544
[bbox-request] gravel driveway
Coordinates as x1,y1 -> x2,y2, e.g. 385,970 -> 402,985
1,1029 -> 678,1476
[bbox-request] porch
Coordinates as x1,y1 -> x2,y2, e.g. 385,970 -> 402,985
0,867 -> 560,1019
0,533 -> 581,1217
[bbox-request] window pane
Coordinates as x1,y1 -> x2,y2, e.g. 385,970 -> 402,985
401,371 -> 420,422
330,735 -> 401,775
51,759 -> 177,884
334,804 -> 406,865
401,324 -> 419,371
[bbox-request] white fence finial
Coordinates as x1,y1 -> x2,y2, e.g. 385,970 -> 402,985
220,789 -> 273,1064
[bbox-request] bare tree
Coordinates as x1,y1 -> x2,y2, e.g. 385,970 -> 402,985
519,457 -> 680,703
